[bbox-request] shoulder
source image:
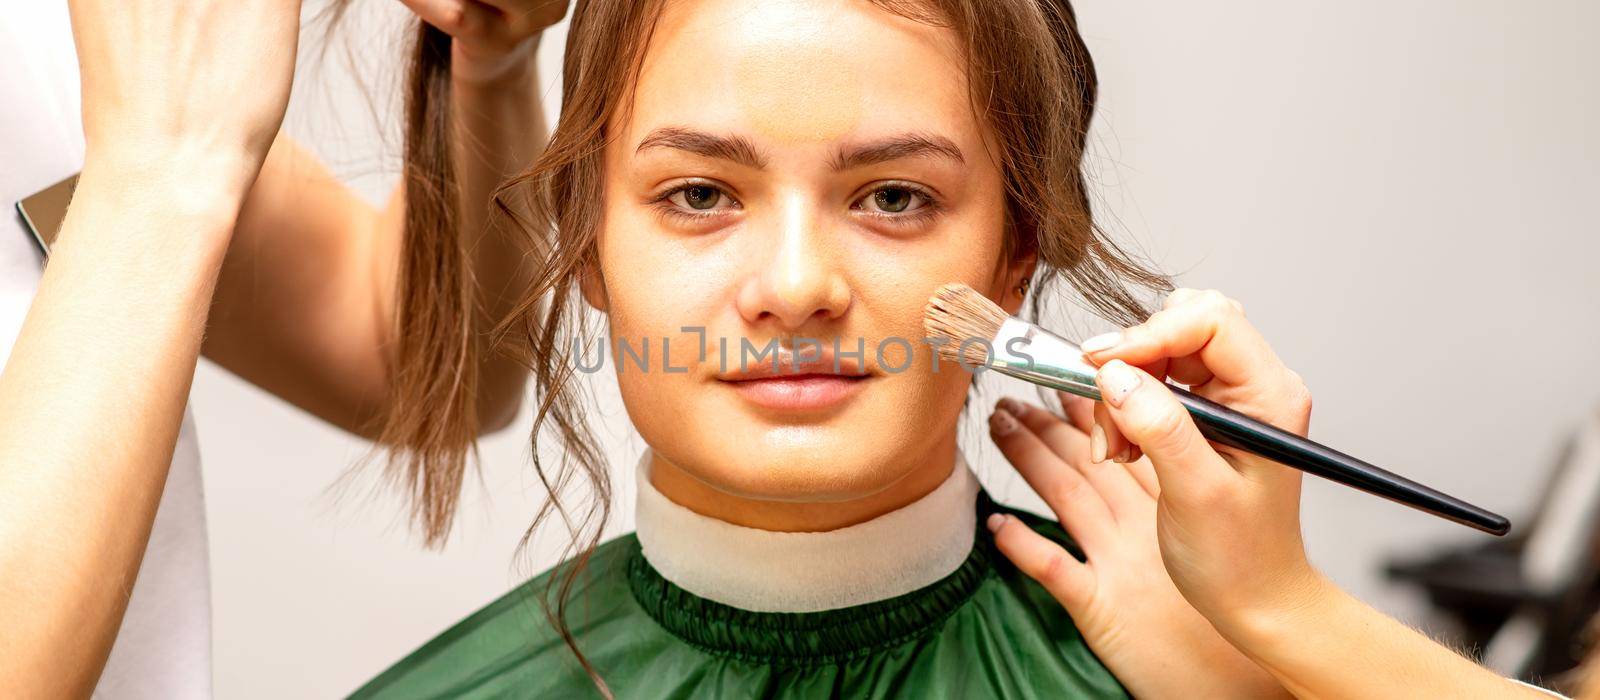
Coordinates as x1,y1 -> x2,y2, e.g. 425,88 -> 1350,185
934,492 -> 1127,697
350,534 -> 645,699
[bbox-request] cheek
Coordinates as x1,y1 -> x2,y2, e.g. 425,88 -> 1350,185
595,204 -> 740,431
847,184 -> 1008,409
841,203 -> 1006,404
843,195 -> 1011,335
597,205 -> 724,338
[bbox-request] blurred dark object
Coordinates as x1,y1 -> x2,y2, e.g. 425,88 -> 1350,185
1386,406 -> 1600,686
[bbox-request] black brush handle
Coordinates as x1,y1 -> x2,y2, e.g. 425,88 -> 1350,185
1171,385 -> 1511,536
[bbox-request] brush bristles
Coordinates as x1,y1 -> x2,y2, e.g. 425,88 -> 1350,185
923,283 -> 1012,365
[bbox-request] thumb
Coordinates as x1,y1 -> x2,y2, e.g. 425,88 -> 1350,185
1094,359 -> 1237,509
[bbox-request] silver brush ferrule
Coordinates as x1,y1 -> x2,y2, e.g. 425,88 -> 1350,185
988,318 -> 1103,401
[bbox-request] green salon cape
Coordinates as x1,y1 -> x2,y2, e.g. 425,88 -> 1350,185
349,492 -> 1127,699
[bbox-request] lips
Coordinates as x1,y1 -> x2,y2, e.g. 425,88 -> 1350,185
717,344 -> 872,412
723,373 -> 871,412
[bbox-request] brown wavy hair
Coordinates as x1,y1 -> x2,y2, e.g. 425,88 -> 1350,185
370,0 -> 1171,692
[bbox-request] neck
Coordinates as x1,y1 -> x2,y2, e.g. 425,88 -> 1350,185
647,433 -> 959,532
633,444 -> 983,612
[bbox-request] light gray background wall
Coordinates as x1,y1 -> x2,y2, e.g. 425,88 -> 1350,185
193,1 -> 1599,697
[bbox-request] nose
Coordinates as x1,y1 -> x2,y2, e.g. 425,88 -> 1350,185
734,192 -> 852,331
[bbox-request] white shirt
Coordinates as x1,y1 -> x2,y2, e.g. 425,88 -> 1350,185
1,5 -> 213,698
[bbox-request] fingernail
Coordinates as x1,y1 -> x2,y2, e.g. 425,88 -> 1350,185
1097,359 -> 1141,408
986,513 -> 1007,533
1080,331 -> 1123,354
996,397 -> 1025,416
1090,424 -> 1108,463
990,408 -> 1019,436
1114,445 -> 1133,463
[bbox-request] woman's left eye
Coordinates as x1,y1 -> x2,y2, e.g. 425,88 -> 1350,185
855,185 -> 932,215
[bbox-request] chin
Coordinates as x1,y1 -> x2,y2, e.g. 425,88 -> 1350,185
684,423 -> 908,503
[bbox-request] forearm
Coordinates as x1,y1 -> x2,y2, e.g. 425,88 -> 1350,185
206,41 -> 547,437
1220,574 -> 1546,700
450,39 -> 546,428
0,155 -> 240,695
205,136 -> 396,435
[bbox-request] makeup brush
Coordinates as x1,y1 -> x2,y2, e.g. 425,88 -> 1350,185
924,283 -> 1511,536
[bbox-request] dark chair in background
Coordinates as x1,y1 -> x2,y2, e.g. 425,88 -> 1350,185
1386,406 -> 1600,686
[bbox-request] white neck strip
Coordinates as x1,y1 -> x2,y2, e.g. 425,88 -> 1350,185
634,451 -> 981,613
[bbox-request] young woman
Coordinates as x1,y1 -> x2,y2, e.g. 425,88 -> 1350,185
351,0 -> 1293,696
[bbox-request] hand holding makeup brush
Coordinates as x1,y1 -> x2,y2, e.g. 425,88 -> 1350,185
1075,288 -> 1320,632
927,282 -> 1507,535
1073,290 -> 1546,698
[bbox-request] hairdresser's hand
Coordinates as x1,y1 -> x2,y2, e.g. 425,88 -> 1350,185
1076,288 -> 1324,638
987,395 -> 1287,699
15,2 -> 296,693
399,0 -> 568,84
70,0 -> 300,205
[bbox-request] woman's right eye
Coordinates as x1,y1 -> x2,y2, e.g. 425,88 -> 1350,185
664,183 -> 736,212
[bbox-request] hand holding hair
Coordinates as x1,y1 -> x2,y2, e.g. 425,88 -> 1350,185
397,0 -> 569,84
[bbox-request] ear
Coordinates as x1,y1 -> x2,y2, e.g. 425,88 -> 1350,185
579,258 -> 609,312
1000,251 -> 1038,315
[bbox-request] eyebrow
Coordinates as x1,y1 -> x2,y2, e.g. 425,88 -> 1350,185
632,128 -> 966,172
636,127 -> 768,169
831,134 -> 965,171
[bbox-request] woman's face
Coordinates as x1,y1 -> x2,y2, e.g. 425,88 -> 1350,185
593,0 -> 1028,502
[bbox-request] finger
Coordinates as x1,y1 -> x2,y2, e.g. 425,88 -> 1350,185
1164,353 -> 1213,387
1002,399 -> 1150,520
1137,358 -> 1169,384
469,0 -> 569,43
1058,391 -> 1095,434
1093,402 -> 1133,464
1162,286 -> 1205,310
988,513 -> 1095,612
473,0 -> 531,34
989,407 -> 1115,550
1081,289 -> 1282,389
1093,359 -> 1241,504
1123,456 -> 1160,498
998,397 -> 1089,464
478,0 -> 566,27
397,0 -> 504,41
